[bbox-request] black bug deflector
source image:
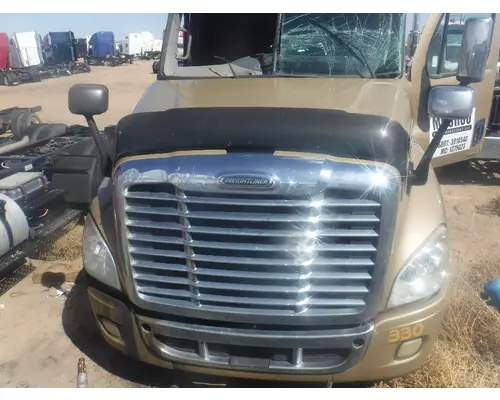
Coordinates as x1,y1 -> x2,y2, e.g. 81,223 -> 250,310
114,107 -> 411,177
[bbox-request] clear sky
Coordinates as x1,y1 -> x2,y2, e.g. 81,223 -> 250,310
2,13 -> 169,41
3,13 -> 430,42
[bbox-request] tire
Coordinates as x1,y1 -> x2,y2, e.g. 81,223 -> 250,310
10,111 -> 26,140
0,72 -> 11,86
19,112 -> 41,137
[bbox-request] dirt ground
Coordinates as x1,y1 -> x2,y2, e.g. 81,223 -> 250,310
1,61 -> 500,388
0,61 -> 155,126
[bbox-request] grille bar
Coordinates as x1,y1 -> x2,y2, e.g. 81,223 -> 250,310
126,205 -> 380,223
129,246 -> 375,267
131,260 -> 372,281
129,233 -> 377,253
139,294 -> 365,317
127,219 -> 379,238
134,273 -> 370,294
136,286 -> 367,308
126,190 -> 379,208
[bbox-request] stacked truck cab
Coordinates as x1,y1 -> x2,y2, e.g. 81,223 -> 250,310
86,31 -> 115,65
0,33 -> 9,85
0,31 -> 44,85
43,31 -> 77,65
42,31 -> 91,74
8,32 -> 44,70
68,13 -> 500,384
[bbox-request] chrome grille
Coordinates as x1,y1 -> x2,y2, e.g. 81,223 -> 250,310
124,183 -> 381,317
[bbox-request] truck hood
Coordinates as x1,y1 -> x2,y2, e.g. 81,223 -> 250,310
133,77 -> 413,133
114,77 -> 412,179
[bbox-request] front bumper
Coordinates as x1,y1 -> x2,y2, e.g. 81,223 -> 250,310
87,280 -> 449,383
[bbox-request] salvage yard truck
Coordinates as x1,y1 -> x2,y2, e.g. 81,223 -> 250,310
66,13 -> 499,384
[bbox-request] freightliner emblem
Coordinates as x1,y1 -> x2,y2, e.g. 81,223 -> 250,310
219,175 -> 274,188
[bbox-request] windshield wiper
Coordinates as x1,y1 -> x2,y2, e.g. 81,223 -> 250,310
307,17 -> 375,79
214,55 -> 237,78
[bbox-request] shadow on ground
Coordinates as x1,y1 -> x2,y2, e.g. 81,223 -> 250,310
62,271 -> 208,387
61,271 -> 369,388
436,160 -> 500,186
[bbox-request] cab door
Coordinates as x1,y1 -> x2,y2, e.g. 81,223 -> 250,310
409,13 -> 500,168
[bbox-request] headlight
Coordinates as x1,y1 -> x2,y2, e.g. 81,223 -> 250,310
82,215 -> 122,291
388,225 -> 449,308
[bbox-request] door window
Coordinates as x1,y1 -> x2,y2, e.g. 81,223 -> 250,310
426,13 -> 493,77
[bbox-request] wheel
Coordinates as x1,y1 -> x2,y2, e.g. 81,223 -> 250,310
18,112 -> 41,137
68,61 -> 76,74
0,72 -> 11,86
9,111 -> 26,140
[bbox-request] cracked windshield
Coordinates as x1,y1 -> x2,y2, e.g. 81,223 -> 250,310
167,13 -> 405,78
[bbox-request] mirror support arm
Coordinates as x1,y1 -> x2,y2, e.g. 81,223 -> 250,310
85,115 -> 111,177
411,118 -> 452,186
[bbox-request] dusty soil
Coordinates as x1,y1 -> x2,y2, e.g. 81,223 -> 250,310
0,62 -> 159,388
0,61 -> 154,126
1,61 -> 500,387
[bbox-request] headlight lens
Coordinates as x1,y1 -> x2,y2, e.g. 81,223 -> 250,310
388,225 -> 449,308
82,215 -> 122,291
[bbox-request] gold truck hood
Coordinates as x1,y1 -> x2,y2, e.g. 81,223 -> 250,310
134,77 -> 413,133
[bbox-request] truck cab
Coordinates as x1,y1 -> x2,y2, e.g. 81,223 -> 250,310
72,13 -> 499,384
408,13 -> 499,166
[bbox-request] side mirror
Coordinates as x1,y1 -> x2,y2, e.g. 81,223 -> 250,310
407,31 -> 420,59
457,17 -> 494,84
428,85 -> 475,120
412,85 -> 476,186
176,27 -> 192,61
68,84 -> 111,178
68,83 -> 109,117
